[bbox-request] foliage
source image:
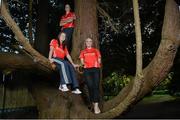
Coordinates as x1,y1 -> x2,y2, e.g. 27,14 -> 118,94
152,72 -> 174,94
103,71 -> 133,101
103,72 -> 176,100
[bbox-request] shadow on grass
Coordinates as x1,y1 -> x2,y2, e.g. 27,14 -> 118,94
120,95 -> 180,119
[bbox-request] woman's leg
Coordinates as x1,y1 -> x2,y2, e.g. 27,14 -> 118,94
92,68 -> 100,103
91,68 -> 101,114
53,58 -> 73,91
53,58 -> 70,84
65,61 -> 79,89
55,63 -> 67,85
83,69 -> 94,102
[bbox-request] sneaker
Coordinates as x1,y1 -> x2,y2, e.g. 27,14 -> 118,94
59,84 -> 69,92
94,103 -> 101,114
72,88 -> 82,94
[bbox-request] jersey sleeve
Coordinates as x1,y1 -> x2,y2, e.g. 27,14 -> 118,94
49,39 -> 58,48
96,49 -> 101,58
79,50 -> 84,59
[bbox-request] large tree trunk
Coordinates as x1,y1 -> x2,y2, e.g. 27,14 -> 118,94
72,0 -> 99,62
34,0 -> 49,57
0,0 -> 180,119
71,0 -> 104,108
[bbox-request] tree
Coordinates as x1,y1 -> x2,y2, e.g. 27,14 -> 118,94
0,0 -> 180,118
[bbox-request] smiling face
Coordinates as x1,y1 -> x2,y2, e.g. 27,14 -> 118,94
65,4 -> 71,12
85,38 -> 93,48
58,32 -> 66,43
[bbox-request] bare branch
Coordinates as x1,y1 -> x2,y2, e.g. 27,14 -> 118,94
97,4 -> 119,33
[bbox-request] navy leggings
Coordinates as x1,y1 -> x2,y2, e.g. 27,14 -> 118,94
83,68 -> 100,102
53,58 -> 79,90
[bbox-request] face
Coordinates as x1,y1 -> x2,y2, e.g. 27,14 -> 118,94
65,4 -> 71,12
85,38 -> 93,48
59,33 -> 66,42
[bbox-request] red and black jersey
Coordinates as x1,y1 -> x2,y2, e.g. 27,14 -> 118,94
50,39 -> 69,59
79,48 -> 101,68
61,12 -> 76,30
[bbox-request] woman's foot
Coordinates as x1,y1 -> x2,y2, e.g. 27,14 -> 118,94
59,84 -> 69,92
72,88 -> 82,94
94,103 -> 101,114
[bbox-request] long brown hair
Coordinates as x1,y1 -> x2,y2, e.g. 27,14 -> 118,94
57,32 -> 67,50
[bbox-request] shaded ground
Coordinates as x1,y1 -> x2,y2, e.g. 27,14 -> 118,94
120,95 -> 180,119
0,106 -> 38,119
0,95 -> 180,118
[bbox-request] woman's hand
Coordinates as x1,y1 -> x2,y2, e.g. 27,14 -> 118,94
72,63 -> 80,68
49,58 -> 54,63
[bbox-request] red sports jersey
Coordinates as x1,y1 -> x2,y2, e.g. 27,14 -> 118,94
50,39 -> 69,59
61,12 -> 75,29
79,48 -> 101,68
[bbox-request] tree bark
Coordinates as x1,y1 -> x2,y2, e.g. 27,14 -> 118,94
34,0 -> 49,57
0,53 -> 36,70
0,53 -> 52,75
72,0 -> 99,62
132,0 -> 143,75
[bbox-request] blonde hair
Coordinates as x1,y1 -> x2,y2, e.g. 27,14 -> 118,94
83,37 -> 96,49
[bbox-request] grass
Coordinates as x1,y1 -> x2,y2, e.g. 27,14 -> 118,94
141,94 -> 178,104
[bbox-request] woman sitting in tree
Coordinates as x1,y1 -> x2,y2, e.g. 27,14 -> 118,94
48,32 -> 81,94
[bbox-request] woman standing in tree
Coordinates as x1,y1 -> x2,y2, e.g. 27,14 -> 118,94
79,38 -> 101,114
48,32 -> 81,94
59,4 -> 76,53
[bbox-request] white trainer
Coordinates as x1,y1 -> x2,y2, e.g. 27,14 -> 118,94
59,84 -> 69,92
72,88 -> 82,94
94,103 -> 101,114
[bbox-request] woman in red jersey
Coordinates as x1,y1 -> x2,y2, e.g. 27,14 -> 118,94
59,4 -> 76,52
79,38 -> 101,114
48,32 -> 81,94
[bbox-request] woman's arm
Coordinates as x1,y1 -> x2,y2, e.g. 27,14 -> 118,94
98,57 -> 101,64
48,46 -> 54,63
59,20 -> 67,26
59,17 -> 75,26
80,58 -> 84,66
66,54 -> 79,68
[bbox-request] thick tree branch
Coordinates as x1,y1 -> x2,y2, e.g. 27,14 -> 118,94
0,53 -> 52,75
0,53 -> 36,70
